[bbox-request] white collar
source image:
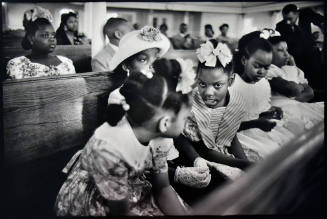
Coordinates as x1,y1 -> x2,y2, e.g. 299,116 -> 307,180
94,117 -> 150,170
179,33 -> 187,38
108,41 -> 119,52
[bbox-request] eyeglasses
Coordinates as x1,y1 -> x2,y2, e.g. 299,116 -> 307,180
38,33 -> 56,39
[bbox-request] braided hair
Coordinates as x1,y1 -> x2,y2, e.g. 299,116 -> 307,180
107,58 -> 191,126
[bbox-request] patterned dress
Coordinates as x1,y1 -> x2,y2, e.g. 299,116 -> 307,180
6,55 -> 75,79
229,74 -> 324,159
55,117 -> 172,216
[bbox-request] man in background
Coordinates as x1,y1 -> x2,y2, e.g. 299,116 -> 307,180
276,4 -> 324,90
216,23 -> 237,52
92,18 -> 132,72
171,23 -> 195,49
202,24 -> 215,42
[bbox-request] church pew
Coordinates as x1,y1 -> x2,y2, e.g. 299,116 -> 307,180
2,71 -> 123,216
2,71 -> 121,165
1,45 -> 92,77
193,121 -> 325,215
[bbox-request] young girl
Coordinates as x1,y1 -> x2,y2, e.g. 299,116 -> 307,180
174,39 -> 252,175
106,26 -> 171,106
6,17 -> 75,79
230,30 -> 324,159
267,33 -> 314,102
55,73 -> 191,216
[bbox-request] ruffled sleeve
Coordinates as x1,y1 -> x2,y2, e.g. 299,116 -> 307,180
57,55 -> 76,74
266,64 -> 284,80
81,137 -> 129,201
6,56 -> 26,79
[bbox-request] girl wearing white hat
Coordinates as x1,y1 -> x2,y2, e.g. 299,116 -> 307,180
107,26 -> 171,105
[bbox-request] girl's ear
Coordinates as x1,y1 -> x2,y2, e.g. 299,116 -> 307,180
228,73 -> 235,86
27,35 -> 34,47
114,30 -> 122,39
158,116 -> 170,133
241,56 -> 247,66
122,64 -> 130,76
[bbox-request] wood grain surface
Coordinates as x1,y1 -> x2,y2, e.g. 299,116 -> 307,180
2,71 -> 117,165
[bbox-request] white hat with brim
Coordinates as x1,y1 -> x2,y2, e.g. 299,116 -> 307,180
108,26 -> 171,71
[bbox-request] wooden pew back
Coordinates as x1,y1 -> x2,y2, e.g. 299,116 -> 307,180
2,72 -> 118,165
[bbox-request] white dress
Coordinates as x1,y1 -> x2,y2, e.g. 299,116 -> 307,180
6,55 -> 76,79
229,74 -> 324,160
267,64 -> 324,130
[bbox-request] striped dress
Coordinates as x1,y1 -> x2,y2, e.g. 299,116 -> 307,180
183,87 -> 247,157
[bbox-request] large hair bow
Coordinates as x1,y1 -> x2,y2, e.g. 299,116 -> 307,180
176,58 -> 196,94
196,41 -> 232,67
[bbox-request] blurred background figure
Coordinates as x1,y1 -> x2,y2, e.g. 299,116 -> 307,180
202,24 -> 215,42
55,12 -> 90,45
171,23 -> 195,49
159,23 -> 168,37
276,4 -> 324,90
133,23 -> 140,30
92,17 -> 132,72
216,23 -> 237,52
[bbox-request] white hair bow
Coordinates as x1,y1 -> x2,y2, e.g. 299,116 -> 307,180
196,41 -> 233,67
176,58 -> 196,94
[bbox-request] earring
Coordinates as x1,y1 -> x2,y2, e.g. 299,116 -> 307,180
122,65 -> 130,77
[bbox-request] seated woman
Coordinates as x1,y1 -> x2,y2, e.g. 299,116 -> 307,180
55,12 -> 90,45
6,17 -> 75,79
266,32 -> 314,102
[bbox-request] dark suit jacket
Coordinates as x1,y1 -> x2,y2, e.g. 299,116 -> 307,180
276,8 -> 324,71
276,8 -> 323,42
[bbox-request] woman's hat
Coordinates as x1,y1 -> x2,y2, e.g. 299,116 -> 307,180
109,26 -> 171,71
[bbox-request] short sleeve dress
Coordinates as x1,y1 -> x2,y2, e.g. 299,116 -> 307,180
6,55 -> 76,79
229,74 -> 324,159
55,117 -> 171,216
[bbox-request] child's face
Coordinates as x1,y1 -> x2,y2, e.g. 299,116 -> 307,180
164,105 -> 191,138
128,48 -> 160,76
242,49 -> 272,83
32,24 -> 56,53
272,41 -> 290,67
197,68 -> 230,109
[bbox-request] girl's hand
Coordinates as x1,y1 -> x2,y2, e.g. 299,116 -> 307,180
256,118 -> 276,132
174,166 -> 211,188
259,106 -> 283,120
206,161 -> 244,180
193,157 -> 210,170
